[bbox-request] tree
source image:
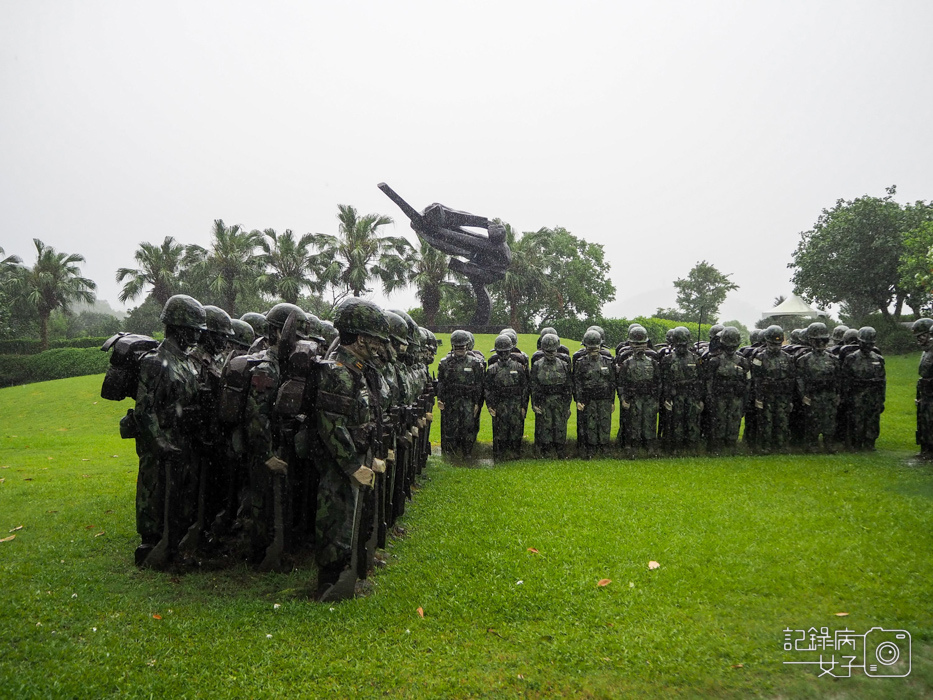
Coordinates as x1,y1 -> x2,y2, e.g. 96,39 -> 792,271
310,204 -> 410,304
256,228 -> 320,305
12,239 -> 96,350
672,260 -> 738,325
486,225 -> 615,332
789,186 -> 933,321
898,220 -> 933,316
407,235 -> 459,327
0,246 -> 23,339
116,236 -> 185,307
183,220 -> 263,316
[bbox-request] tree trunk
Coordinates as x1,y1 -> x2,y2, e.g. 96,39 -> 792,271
422,285 -> 440,327
879,305 -> 891,320
39,311 -> 50,352
894,292 -> 905,321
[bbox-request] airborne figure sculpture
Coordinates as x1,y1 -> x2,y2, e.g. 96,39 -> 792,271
378,182 -> 511,325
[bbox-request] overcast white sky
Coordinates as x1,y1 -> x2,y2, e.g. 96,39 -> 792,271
2,0 -> 932,327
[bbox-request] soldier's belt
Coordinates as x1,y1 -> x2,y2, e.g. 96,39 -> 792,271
919,379 -> 933,397
850,378 -> 884,387
757,379 -> 795,393
624,381 -> 658,393
807,380 -> 836,391
494,385 -> 526,397
535,384 -> 571,396
583,389 -> 615,401
442,383 -> 478,397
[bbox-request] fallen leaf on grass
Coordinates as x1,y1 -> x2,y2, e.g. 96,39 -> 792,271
417,607 -> 424,618
597,579 -> 612,587
9,526 -> 23,533
517,674 -> 524,680
152,614 -> 162,620
527,547 -> 539,554
731,664 -> 744,668
110,455 -> 118,458
1,535 -> 15,543
82,475 -> 90,478
24,478 -> 33,481
648,561 -> 661,570
94,532 -> 105,537
835,612 -> 849,617
85,525 -> 95,530
47,510 -> 57,514
0,478 -> 4,484
81,459 -> 89,462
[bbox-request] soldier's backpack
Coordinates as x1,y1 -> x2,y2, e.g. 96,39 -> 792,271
100,333 -> 159,401
275,339 -> 321,417
217,353 -> 265,424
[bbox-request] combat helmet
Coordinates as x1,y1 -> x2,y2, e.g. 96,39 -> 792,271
500,328 -> 518,347
843,328 -> 859,344
494,334 -> 513,353
384,311 -> 409,346
912,318 -> 933,336
749,329 -> 762,345
720,326 -> 741,349
334,298 -> 389,341
320,320 -> 338,347
628,326 -> 648,345
230,319 -> 255,348
857,326 -> 877,344
583,329 -> 602,348
240,312 -> 269,338
807,322 -> 830,341
763,325 -> 784,345
266,303 -> 306,330
203,305 -> 234,337
541,333 -> 560,353
389,308 -> 418,345
671,326 -> 691,345
304,313 -> 326,343
160,294 -> 207,330
450,329 -> 471,348
832,325 -> 849,344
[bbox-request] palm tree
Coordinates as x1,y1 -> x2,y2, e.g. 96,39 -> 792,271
408,235 -> 457,327
115,236 -> 185,307
495,225 -> 553,332
184,220 -> 263,315
13,239 -> 96,351
309,204 -> 411,303
256,228 -> 319,304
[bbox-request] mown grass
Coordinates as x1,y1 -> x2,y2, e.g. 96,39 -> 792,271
0,348 -> 931,698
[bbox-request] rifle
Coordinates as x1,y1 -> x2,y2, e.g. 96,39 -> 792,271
318,483 -> 365,602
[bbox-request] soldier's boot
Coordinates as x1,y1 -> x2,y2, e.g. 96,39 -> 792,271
258,464 -> 287,572
142,461 -> 175,570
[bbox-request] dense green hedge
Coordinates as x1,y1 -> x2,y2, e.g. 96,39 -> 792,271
0,336 -> 110,356
0,348 -> 110,386
550,317 -> 713,347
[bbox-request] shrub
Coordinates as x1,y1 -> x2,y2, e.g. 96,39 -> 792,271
0,347 -> 109,386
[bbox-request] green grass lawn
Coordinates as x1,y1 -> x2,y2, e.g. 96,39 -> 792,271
0,348 -> 931,698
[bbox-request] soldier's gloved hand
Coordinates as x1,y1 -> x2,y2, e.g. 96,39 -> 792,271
698,401 -> 704,411
533,405 -> 543,414
621,400 -> 631,410
351,466 -> 375,488
418,418 -> 426,429
576,402 -> 585,411
611,403 -> 615,413
664,400 -> 673,411
387,449 -> 396,463
755,399 -> 764,410
372,458 -> 387,474
802,396 -> 811,406
488,408 -> 497,417
474,404 -> 480,417
412,426 -> 420,438
521,409 -> 526,419
437,400 -> 445,411
425,413 -> 433,423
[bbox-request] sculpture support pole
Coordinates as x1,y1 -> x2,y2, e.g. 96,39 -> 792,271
469,278 -> 492,326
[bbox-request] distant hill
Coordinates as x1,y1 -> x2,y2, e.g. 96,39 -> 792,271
71,299 -> 127,319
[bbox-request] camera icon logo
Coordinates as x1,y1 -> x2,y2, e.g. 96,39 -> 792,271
863,627 -> 911,677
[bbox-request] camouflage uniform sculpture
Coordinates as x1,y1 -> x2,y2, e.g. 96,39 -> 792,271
484,334 -> 530,459
750,325 -> 795,453
841,326 -> 885,451
703,327 -> 748,454
617,326 -> 660,458
913,318 -> 933,458
573,329 -> 616,458
437,330 -> 484,457
133,295 -> 204,568
315,298 -> 387,602
530,333 -> 573,457
659,326 -> 702,454
795,322 -> 839,452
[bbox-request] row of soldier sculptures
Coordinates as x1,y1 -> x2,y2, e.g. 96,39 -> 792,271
102,294 -> 437,602
437,322 -> 886,460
